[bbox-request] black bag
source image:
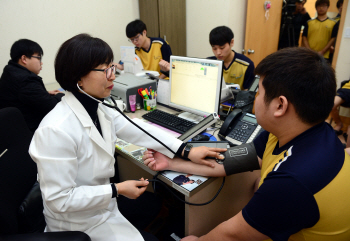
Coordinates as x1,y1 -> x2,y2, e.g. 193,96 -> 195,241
234,90 -> 256,113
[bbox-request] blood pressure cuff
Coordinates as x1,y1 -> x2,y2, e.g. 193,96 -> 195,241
223,142 -> 260,176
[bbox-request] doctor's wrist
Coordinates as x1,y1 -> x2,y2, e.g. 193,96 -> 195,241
112,183 -> 119,198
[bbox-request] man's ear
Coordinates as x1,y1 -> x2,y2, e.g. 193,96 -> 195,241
230,39 -> 234,48
19,55 -> 27,65
274,96 -> 288,117
142,29 -> 147,36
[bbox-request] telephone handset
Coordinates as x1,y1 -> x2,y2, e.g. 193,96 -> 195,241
218,109 -> 263,146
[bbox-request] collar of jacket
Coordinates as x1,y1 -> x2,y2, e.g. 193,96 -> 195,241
64,91 -> 114,156
8,60 -> 42,79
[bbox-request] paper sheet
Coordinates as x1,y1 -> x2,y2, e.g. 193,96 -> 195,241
157,79 -> 170,105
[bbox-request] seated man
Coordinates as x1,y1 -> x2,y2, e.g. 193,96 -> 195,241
0,39 -> 64,132
126,19 -> 171,79
144,47 -> 350,240
208,26 -> 255,90
330,79 -> 350,138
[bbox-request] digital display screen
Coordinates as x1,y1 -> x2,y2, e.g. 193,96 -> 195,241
242,115 -> 257,124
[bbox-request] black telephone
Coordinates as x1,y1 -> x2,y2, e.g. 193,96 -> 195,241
218,109 -> 264,146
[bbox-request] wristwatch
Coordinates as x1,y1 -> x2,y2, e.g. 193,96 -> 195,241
183,143 -> 193,159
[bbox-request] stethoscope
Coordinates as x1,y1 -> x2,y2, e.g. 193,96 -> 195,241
76,83 -> 225,206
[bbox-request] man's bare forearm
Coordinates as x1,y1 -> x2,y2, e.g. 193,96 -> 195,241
168,157 -> 226,177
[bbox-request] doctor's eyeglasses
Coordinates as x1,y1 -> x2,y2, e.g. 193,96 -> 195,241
92,65 -> 117,79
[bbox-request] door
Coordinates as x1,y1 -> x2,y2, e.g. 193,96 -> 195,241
244,0 -> 283,66
158,0 -> 186,56
139,0 -> 159,38
139,0 -> 186,56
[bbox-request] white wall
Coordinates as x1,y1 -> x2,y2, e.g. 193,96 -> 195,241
186,0 -> 247,58
0,0 -> 139,90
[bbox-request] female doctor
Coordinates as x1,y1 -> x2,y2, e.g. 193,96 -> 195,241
29,34 -> 225,241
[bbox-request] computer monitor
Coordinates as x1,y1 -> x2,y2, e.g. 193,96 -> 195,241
169,56 -> 223,117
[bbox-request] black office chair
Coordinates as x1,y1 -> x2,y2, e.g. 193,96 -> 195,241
0,107 -> 90,241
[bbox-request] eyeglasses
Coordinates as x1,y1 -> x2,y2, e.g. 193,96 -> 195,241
92,65 -> 116,79
128,33 -> 142,43
31,56 -> 42,62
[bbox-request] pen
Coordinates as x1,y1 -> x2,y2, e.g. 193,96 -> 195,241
145,88 -> 150,96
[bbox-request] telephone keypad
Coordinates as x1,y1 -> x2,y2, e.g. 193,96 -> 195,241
227,120 -> 256,143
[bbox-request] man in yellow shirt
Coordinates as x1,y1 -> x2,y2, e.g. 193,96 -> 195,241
207,26 -> 255,90
302,0 -> 337,60
126,20 -> 171,79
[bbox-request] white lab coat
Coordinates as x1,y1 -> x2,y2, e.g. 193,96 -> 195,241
29,91 -> 182,241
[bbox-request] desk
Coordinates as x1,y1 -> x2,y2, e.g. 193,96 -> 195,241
115,105 -> 260,236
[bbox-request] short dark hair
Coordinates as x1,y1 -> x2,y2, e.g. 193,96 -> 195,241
337,0 -> 343,9
209,26 -> 234,46
10,39 -> 43,63
255,47 -> 336,125
55,33 -> 114,92
126,19 -> 147,38
315,0 -> 330,8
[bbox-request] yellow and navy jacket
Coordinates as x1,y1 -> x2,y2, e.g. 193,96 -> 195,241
243,122 -> 350,240
208,51 -> 255,90
302,18 -> 337,59
135,37 -> 172,76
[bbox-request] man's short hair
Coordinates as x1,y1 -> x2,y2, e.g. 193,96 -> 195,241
337,0 -> 343,9
315,0 -> 330,8
209,26 -> 234,46
55,33 -> 114,92
126,19 -> 147,38
255,47 -> 336,125
10,39 -> 43,63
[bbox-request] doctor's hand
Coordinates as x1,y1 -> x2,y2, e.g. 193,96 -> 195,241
143,149 -> 170,171
115,178 -> 149,199
186,146 -> 227,168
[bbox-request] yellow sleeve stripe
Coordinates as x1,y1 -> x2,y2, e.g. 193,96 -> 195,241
235,58 -> 250,66
152,40 -> 164,45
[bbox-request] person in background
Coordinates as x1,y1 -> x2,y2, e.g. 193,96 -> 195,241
302,0 -> 337,61
208,26 -> 255,90
333,0 -> 343,21
144,47 -> 350,241
279,0 -> 311,49
0,39 -> 64,132
330,79 -> 350,146
125,19 -> 171,79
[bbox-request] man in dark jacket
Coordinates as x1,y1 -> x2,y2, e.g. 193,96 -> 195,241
0,39 -> 64,132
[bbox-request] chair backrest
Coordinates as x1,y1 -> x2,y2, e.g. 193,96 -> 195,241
0,107 -> 38,234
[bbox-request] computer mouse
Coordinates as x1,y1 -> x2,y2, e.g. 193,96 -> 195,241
192,134 -> 210,141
